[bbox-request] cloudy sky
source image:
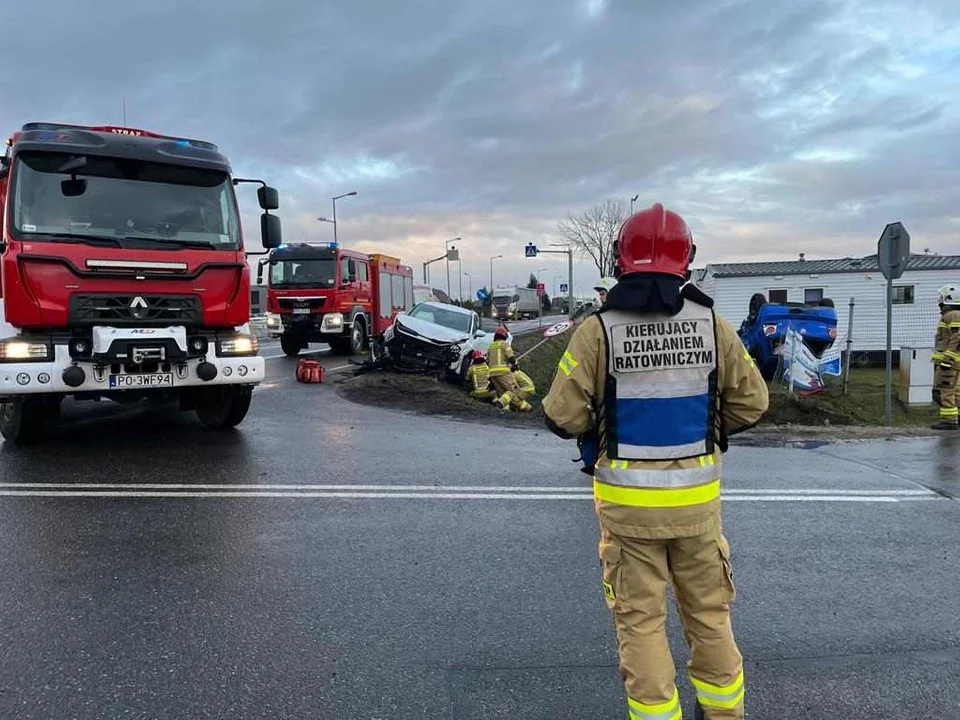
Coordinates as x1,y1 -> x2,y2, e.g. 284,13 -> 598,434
4,0 -> 958,296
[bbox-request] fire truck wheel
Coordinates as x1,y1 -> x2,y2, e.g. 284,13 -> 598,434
195,386 -> 254,429
0,399 -> 48,445
280,334 -> 302,357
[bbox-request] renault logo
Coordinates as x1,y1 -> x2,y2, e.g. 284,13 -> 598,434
130,296 -> 149,319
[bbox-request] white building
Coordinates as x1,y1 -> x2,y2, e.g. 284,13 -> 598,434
694,253 -> 960,358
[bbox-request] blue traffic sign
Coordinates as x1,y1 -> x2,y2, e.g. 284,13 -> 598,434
559,283 -> 569,293
524,243 -> 538,258
476,287 -> 490,301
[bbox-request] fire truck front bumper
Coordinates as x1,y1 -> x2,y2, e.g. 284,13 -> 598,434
0,331 -> 266,399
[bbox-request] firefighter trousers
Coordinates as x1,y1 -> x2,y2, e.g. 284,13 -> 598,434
489,373 -> 532,411
600,522 -> 744,720
934,366 -> 959,424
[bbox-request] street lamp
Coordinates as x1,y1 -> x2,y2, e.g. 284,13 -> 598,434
316,216 -> 335,242
630,194 -> 639,214
445,236 -> 461,301
331,191 -> 357,245
463,271 -> 472,302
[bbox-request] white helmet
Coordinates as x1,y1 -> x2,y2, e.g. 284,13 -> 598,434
593,277 -> 617,293
938,284 -> 960,306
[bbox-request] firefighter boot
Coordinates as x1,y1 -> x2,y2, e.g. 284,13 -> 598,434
493,393 -> 512,410
931,421 -> 959,431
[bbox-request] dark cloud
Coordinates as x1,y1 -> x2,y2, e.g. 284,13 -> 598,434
1,0 -> 957,290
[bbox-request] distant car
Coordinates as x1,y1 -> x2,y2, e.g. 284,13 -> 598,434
738,293 -> 838,381
377,301 -> 513,380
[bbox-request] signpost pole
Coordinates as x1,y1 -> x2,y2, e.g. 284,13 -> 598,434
842,297 -> 855,396
567,249 -> 574,320
885,277 -> 893,426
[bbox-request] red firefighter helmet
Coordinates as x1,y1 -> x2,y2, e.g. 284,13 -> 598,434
494,327 -> 508,340
614,203 -> 696,279
471,350 -> 486,360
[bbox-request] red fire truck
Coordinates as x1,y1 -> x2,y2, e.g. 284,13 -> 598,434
259,243 -> 414,356
0,122 -> 282,443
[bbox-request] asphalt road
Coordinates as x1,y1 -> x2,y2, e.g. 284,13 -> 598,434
0,351 -> 957,719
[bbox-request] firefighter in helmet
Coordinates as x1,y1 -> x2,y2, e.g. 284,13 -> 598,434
542,203 -> 769,720
593,277 -> 617,306
465,350 -> 494,401
487,328 -> 532,411
932,284 -> 960,429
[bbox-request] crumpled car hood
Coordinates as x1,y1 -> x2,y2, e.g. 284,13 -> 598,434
395,315 -> 469,344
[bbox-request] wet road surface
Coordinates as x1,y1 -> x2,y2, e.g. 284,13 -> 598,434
0,352 -> 957,719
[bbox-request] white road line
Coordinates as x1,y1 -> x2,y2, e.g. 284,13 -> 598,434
0,490 -> 941,502
0,483 -> 935,494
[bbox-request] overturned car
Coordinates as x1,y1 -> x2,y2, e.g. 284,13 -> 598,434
370,301 -> 511,380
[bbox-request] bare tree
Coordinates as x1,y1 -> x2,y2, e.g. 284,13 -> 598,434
557,199 -> 627,278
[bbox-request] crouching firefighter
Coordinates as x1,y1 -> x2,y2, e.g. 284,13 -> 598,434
511,362 -> 536,401
465,350 -> 494,401
932,284 -> 960,430
488,328 -> 532,411
542,203 -> 769,720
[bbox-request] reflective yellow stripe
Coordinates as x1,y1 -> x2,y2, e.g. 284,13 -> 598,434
691,670 -> 745,710
932,352 -> 944,360
951,323 -> 960,328
562,350 -> 579,369
559,359 -> 573,376
627,688 -> 681,720
594,479 -> 721,507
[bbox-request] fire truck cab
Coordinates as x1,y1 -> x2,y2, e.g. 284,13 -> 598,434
0,122 -> 282,443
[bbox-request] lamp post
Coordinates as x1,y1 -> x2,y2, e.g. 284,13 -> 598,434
316,216 -> 335,241
331,191 -> 357,245
630,194 -> 639,214
445,236 -> 461,301
535,266 -> 547,326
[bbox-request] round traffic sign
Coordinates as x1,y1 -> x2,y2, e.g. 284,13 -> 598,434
543,320 -> 574,338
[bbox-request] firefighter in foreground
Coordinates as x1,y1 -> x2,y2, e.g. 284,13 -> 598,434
932,284 -> 960,430
487,328 -> 533,411
465,350 -> 494,401
543,204 -> 769,720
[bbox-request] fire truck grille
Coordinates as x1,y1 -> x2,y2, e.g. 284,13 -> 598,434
277,297 -> 326,310
68,294 -> 203,327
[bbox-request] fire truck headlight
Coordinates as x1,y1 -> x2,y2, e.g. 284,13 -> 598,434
0,338 -> 52,362
323,313 -> 344,331
218,334 -> 259,357
266,313 -> 281,330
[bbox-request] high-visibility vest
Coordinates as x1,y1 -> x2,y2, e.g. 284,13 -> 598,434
593,299 -> 721,507
486,341 -> 513,376
468,364 -> 491,395
933,308 -> 960,366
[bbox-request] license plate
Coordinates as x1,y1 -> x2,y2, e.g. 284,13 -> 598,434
293,308 -> 310,314
109,373 -> 174,389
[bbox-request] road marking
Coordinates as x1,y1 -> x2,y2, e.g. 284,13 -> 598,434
0,483 -> 941,502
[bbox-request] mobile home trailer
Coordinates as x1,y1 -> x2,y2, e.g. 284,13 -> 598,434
695,254 -> 960,363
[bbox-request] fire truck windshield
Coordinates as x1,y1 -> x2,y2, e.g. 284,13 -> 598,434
269,258 -> 337,288
10,151 -> 241,250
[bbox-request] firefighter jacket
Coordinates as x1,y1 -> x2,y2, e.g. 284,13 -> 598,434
933,307 -> 960,369
513,369 -> 536,398
542,287 -> 769,539
486,340 -> 516,377
466,363 -> 493,399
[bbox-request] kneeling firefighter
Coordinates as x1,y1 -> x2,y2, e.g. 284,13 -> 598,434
932,284 -> 960,430
542,204 -> 769,720
487,328 -> 532,411
511,361 -> 536,400
465,350 -> 494,400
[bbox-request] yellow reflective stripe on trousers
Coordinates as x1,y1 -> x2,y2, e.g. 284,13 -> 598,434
628,688 -> 682,720
594,478 -> 721,507
691,670 -> 745,710
558,350 -> 579,377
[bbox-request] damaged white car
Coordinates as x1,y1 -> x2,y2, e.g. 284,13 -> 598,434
372,301 -> 512,380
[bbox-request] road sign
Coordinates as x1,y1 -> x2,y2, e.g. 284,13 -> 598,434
476,287 -> 489,301
878,222 -> 910,281
544,320 -> 574,338
559,283 -> 568,293
524,243 -> 538,258
536,283 -> 545,296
